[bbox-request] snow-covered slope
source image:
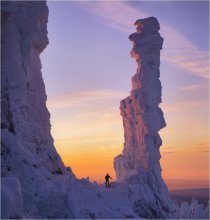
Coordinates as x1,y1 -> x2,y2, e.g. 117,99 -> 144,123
1,1 -> 208,219
1,177 -> 23,219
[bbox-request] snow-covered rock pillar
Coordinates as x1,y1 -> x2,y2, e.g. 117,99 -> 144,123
114,17 -> 172,218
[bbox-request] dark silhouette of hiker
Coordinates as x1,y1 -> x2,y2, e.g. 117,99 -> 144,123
105,173 -> 112,187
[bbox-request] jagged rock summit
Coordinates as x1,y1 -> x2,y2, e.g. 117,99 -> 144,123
114,17 -> 172,218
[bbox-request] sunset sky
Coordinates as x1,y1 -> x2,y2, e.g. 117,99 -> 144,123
41,1 -> 209,189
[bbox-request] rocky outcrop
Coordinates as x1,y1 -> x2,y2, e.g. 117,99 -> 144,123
114,17 -> 172,218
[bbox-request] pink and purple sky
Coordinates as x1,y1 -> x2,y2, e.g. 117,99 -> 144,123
41,1 -> 209,189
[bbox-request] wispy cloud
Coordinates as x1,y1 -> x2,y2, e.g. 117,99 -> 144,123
193,143 -> 209,153
47,89 -> 125,140
185,144 -> 209,154
56,134 -> 121,144
76,1 -> 146,33
47,89 -> 126,109
161,99 -> 208,112
47,89 -> 126,147
76,1 -> 209,78
179,81 -> 209,91
195,143 -> 208,147
161,144 -> 209,156
161,151 -> 175,155
161,25 -> 209,78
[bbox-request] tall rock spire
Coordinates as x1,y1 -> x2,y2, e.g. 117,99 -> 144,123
114,17 -> 172,218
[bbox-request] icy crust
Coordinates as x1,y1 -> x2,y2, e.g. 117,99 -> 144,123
172,199 -> 209,219
114,17 -> 173,218
1,177 -> 23,219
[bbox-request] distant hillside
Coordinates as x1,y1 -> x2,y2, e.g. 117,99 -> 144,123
170,188 -> 209,205
165,179 -> 209,190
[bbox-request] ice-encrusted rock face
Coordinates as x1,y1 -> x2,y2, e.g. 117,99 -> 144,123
1,2 -> 75,218
1,1 -> 65,175
114,17 -> 172,218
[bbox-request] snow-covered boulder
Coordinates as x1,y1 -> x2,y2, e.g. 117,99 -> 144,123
1,177 -> 23,219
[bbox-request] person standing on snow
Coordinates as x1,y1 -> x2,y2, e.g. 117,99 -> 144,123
105,173 -> 112,187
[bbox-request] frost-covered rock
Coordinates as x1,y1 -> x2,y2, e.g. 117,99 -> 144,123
1,1 -> 75,218
173,199 -> 209,219
1,0 -> 65,176
1,177 -> 23,219
114,17 -> 173,218
204,201 -> 210,219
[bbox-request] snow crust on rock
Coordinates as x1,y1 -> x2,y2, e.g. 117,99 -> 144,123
114,17 -> 173,218
1,177 -> 23,219
172,199 -> 209,219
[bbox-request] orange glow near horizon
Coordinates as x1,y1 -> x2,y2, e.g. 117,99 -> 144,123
48,90 -> 209,190
55,137 -> 209,190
